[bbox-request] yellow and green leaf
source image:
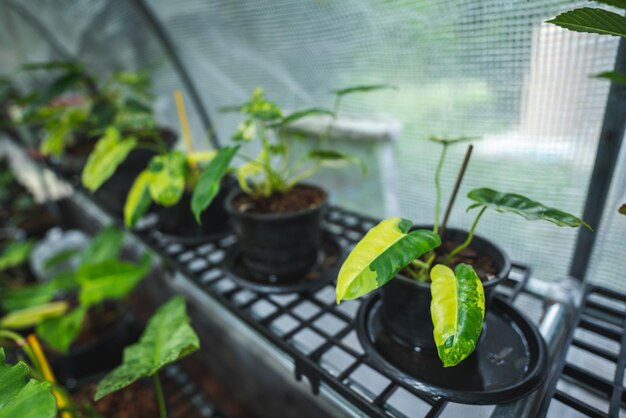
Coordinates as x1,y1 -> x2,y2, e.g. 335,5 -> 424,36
81,127 -> 137,192
430,263 -> 485,367
124,170 -> 152,227
147,151 -> 186,206
336,218 -> 441,303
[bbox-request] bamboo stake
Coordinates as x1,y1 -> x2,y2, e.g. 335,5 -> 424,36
174,90 -> 195,167
440,144 -> 474,239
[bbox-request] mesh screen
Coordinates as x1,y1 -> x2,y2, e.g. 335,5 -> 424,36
0,0 -> 622,286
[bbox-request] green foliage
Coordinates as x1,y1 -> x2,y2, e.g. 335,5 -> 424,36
147,151 -> 187,206
467,188 -> 591,229
547,8 -> 626,37
35,306 -> 87,353
430,264 -> 485,367
191,146 -> 240,223
95,297 -> 200,401
0,240 -> 34,271
80,226 -> 125,264
124,170 -> 152,227
596,71 -> 626,86
0,348 -> 57,418
2,273 -> 76,312
0,301 -> 68,329
619,204 -> 626,215
336,218 -> 441,303
332,84 -> 397,96
82,127 -> 138,191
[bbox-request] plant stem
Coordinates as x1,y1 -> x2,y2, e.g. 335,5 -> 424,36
433,144 -> 448,234
446,206 -> 486,263
440,144 -> 474,239
320,95 -> 342,144
153,371 -> 167,418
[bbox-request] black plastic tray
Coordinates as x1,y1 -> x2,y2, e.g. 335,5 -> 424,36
357,293 -> 548,404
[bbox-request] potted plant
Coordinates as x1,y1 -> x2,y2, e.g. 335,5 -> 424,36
194,86 -> 389,281
0,227 -> 151,382
335,136 -> 590,367
92,296 -> 200,418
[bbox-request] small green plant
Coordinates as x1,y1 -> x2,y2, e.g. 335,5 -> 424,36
18,61 -> 157,157
548,0 -> 626,85
190,85 -> 392,221
95,296 -> 200,418
0,227 -> 151,353
336,136 -> 589,366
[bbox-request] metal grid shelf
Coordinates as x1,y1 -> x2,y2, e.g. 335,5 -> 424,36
541,285 -> 626,418
134,206 -> 532,418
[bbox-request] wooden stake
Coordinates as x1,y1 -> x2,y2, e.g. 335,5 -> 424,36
440,144 -> 473,239
174,90 -> 195,166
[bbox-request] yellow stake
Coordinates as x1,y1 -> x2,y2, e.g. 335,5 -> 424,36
174,90 -> 196,168
27,334 -> 73,418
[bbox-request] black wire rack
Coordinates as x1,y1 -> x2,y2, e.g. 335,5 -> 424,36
540,285 -> 626,418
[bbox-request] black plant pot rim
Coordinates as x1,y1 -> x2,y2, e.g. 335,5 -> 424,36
224,183 -> 329,221
394,224 -> 511,290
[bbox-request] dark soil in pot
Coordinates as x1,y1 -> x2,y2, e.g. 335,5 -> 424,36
154,176 -> 235,242
72,380 -> 161,418
92,128 -> 177,216
225,184 -> 327,281
381,225 -> 511,349
49,303 -> 142,386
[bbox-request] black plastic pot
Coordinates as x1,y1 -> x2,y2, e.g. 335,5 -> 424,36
93,129 -> 177,216
224,184 -> 328,281
154,176 -> 235,243
381,225 -> 511,348
50,312 -> 142,387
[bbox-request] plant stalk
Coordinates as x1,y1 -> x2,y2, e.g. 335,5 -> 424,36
153,371 -> 167,418
433,143 -> 448,234
446,206 -> 487,263
440,144 -> 474,239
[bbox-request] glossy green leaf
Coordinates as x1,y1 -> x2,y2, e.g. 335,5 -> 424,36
270,108 -> 334,128
36,306 -> 87,353
308,149 -> 368,175
336,218 -> 441,303
81,226 -> 125,264
467,188 -> 591,229
332,84 -> 396,96
82,127 -> 137,192
95,296 -> 200,401
191,146 -> 239,224
430,264 -> 485,367
0,349 -> 56,418
547,8 -> 626,37
0,301 -> 68,329
147,151 -> 187,206
77,256 -> 151,308
596,71 -> 626,86
124,170 -> 152,227
0,240 -> 34,271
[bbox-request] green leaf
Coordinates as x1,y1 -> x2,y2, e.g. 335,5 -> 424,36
336,218 -> 441,303
308,149 -> 368,175
2,273 -> 77,312
332,84 -> 397,96
619,204 -> 626,215
42,248 -> 80,273
81,226 -> 125,264
241,88 -> 282,120
270,108 -> 335,128
0,240 -> 34,271
467,188 -> 591,229
20,61 -> 84,72
82,127 -> 137,192
430,264 -> 485,367
124,170 -> 153,227
427,135 -> 480,145
593,0 -> 626,10
0,349 -> 56,418
547,8 -> 626,37
36,306 -> 87,353
0,301 -> 68,329
147,151 -> 187,206
39,107 -> 88,156
596,71 -> 626,86
95,296 -> 200,401
77,256 -> 151,308
232,119 -> 256,142
191,146 -> 239,224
